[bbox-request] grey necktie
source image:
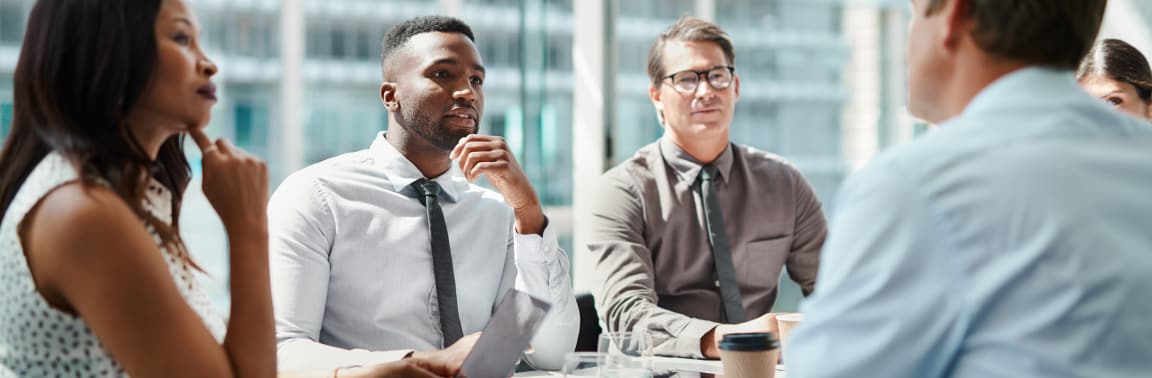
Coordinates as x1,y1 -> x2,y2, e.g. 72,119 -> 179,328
413,179 -> 464,346
699,165 -> 746,323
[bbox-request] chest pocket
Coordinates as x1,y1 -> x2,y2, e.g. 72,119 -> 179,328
737,236 -> 792,289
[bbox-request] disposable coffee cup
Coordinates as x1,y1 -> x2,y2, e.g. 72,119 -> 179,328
718,332 -> 779,378
775,313 -> 803,360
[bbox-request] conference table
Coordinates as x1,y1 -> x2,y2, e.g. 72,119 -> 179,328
516,357 -> 788,377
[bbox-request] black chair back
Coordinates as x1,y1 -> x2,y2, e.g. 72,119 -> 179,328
575,292 -> 602,352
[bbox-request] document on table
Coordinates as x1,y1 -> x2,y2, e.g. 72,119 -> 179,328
458,290 -> 552,378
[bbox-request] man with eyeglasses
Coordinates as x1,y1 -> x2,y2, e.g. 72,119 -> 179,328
588,16 -> 827,359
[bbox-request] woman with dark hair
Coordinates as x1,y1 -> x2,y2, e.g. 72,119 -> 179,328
0,0 -> 274,376
0,0 -> 447,377
1078,38 -> 1152,120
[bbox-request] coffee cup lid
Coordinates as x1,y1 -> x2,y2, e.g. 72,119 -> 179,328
718,332 -> 779,351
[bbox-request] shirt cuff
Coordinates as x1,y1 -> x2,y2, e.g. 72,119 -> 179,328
513,216 -> 559,265
675,318 -> 720,359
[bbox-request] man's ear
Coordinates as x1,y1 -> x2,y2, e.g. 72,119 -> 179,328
380,82 -> 399,112
732,74 -> 741,102
649,84 -> 665,126
941,0 -> 973,52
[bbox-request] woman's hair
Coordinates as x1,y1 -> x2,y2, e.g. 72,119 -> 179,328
0,0 -> 198,268
1077,38 -> 1152,103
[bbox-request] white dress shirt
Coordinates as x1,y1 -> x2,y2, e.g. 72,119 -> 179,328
789,67 -> 1152,377
269,133 -> 578,373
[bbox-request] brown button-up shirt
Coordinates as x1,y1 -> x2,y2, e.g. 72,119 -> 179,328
588,137 -> 827,358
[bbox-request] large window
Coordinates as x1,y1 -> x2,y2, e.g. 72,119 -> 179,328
0,0 -> 925,313
303,87 -> 390,163
0,77 -> 11,141
0,0 -> 24,45
612,0 -> 697,165
233,104 -> 269,157
463,0 -> 574,207
0,101 -> 11,139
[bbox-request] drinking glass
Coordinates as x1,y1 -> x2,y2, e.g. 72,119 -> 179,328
597,331 -> 653,358
562,352 -> 653,378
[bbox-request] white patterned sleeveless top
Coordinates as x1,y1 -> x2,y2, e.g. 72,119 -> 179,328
0,153 -> 225,377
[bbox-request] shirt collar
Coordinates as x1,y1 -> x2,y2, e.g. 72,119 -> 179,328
961,66 -> 1079,119
369,132 -> 464,203
658,136 -> 733,184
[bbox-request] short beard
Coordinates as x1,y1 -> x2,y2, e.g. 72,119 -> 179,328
397,105 -> 477,151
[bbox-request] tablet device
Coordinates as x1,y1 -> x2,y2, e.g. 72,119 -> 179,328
457,289 -> 552,378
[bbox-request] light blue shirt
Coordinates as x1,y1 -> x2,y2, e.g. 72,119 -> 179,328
268,133 -> 578,373
789,67 -> 1152,377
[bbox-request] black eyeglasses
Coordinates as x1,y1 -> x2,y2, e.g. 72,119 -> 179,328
662,66 -> 736,94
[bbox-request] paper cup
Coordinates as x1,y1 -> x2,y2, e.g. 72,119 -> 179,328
718,332 -> 779,378
775,313 -> 803,359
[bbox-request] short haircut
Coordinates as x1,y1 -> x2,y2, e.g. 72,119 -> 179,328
380,15 -> 475,79
1077,38 -> 1152,103
923,0 -> 1107,70
646,16 -> 735,87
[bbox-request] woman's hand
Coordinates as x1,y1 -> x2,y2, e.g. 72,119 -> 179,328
189,129 -> 269,236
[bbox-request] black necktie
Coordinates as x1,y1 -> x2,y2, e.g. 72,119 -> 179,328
699,165 -> 746,323
413,179 -> 463,347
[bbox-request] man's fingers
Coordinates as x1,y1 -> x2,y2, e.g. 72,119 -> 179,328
409,358 -> 456,378
450,137 -> 465,160
188,128 -> 213,153
461,150 -> 506,182
453,137 -> 491,168
452,135 -> 507,160
469,161 -> 509,180
404,365 -> 441,378
451,134 -> 481,160
455,140 -> 509,171
456,142 -> 485,180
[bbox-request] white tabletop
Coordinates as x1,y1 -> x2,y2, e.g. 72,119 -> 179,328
516,357 -> 786,377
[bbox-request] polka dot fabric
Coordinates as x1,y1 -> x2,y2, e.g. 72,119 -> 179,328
0,153 -> 225,376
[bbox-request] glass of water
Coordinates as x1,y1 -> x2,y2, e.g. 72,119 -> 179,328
598,331 -> 653,368
562,352 -> 653,378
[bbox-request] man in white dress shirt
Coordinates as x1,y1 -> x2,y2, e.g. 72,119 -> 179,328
268,16 -> 578,375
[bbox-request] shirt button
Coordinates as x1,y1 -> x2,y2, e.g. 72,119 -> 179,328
714,280 -> 720,287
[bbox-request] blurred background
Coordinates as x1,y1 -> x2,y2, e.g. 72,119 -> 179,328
0,0 -> 1147,314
